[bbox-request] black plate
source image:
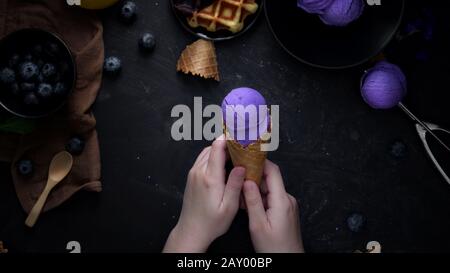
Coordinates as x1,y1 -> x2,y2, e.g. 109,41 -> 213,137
0,29 -> 76,118
265,0 -> 405,69
171,0 -> 264,41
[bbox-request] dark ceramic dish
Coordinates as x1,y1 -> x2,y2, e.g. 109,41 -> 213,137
0,29 -> 76,118
171,0 -> 264,41
265,0 -> 405,69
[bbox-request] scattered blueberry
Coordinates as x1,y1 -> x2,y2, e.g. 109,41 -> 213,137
20,82 -> 36,92
139,33 -> 156,52
0,67 -> 16,85
53,82 -> 67,96
8,54 -> 21,68
23,92 -> 39,105
17,160 -> 33,176
41,63 -> 57,78
389,140 -> 407,159
66,137 -> 85,155
120,1 -> 137,23
346,213 -> 366,233
104,56 -> 122,75
36,83 -> 53,99
19,62 -> 39,81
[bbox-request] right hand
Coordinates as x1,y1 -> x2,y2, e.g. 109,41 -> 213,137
243,160 -> 304,253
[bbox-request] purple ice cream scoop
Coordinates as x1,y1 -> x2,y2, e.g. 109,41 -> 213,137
319,0 -> 365,27
222,87 -> 270,147
361,61 -> 407,110
297,0 -> 334,14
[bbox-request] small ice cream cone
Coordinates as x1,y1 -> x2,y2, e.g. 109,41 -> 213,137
221,87 -> 271,186
177,39 -> 220,81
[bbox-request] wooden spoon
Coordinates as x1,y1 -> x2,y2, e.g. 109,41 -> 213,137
25,151 -> 74,228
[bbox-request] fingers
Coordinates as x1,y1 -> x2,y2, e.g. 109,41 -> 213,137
206,135 -> 227,180
194,147 -> 211,168
264,160 -> 288,208
243,181 -> 267,228
222,167 -> 246,212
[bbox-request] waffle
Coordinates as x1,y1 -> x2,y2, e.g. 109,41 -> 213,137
188,0 -> 259,33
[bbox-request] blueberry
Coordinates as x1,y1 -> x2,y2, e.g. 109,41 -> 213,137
346,213 -> 366,233
33,44 -> 43,55
0,68 -> 16,85
36,83 -> 53,99
8,54 -> 21,68
66,137 -> 85,155
9,83 -> 20,96
17,160 -> 33,176
24,54 -> 34,62
37,73 -> 45,83
53,82 -> 67,96
19,62 -> 39,81
139,33 -> 156,52
41,63 -> 57,78
104,56 -> 122,75
53,72 -> 63,83
390,140 -> 407,159
23,92 -> 39,105
120,1 -> 137,22
46,42 -> 60,56
36,60 -> 45,69
20,82 -> 36,92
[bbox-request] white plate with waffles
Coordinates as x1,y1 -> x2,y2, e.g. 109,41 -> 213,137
171,0 -> 264,41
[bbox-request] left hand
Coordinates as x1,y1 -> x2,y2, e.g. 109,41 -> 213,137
163,135 -> 246,253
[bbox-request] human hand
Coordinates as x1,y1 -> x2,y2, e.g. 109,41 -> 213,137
163,135 -> 246,253
243,160 -> 304,253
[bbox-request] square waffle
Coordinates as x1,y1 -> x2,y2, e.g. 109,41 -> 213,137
188,0 -> 259,33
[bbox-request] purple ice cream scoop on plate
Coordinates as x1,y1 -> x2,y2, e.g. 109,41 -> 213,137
298,0 -> 365,27
222,87 -> 270,147
319,0 -> 365,26
297,0 -> 334,14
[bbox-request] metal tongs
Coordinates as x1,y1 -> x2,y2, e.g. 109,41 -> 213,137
399,102 -> 450,185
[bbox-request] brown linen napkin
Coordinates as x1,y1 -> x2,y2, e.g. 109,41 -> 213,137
0,0 -> 104,213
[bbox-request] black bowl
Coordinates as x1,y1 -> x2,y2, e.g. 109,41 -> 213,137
265,0 -> 405,69
0,29 -> 76,118
171,0 -> 264,41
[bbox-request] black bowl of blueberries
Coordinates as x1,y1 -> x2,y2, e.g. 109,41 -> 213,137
0,28 -> 76,118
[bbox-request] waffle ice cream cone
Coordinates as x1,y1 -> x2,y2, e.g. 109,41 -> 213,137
177,39 -> 220,81
224,127 -> 268,186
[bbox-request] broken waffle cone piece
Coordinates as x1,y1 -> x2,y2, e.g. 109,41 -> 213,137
177,39 -> 220,81
224,127 -> 269,186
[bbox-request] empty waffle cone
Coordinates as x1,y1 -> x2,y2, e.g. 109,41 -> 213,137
224,126 -> 269,186
177,39 -> 220,81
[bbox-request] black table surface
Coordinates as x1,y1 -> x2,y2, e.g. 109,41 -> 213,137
1,0 -> 450,253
